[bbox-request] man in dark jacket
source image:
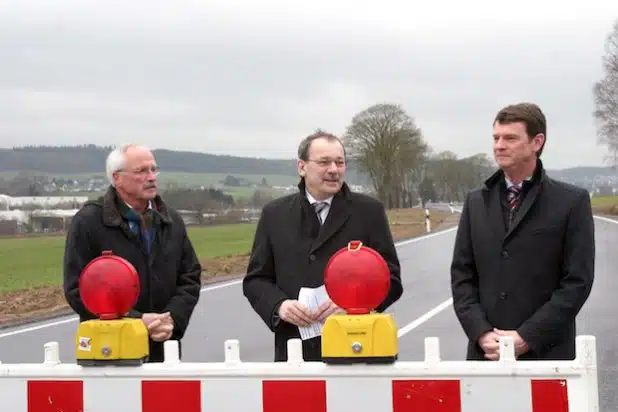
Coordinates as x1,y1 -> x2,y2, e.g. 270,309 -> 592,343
63,144 -> 202,362
242,130 -> 403,362
450,103 -> 595,361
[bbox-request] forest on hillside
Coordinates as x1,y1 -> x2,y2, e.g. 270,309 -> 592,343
0,145 -> 369,184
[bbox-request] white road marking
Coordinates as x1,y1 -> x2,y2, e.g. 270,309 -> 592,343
594,215 -> 618,224
0,225 -> 460,338
397,298 -> 454,338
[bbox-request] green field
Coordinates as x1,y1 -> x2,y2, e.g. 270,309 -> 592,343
591,195 -> 618,215
0,223 -> 257,294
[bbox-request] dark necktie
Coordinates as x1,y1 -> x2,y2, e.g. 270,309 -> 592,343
506,186 -> 521,210
313,201 -> 328,224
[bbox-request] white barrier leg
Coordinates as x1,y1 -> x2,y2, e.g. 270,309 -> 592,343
225,339 -> 241,365
163,340 -> 180,365
44,341 -> 60,365
425,208 -> 431,233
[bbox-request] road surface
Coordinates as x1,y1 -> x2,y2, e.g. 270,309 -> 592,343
0,216 -> 616,411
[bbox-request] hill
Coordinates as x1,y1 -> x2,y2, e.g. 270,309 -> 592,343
0,145 -> 613,191
0,145 -> 369,186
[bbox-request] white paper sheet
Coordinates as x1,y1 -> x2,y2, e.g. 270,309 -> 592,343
297,284 -> 330,340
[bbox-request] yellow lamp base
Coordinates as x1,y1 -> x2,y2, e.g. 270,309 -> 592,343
75,318 -> 149,366
321,312 -> 398,364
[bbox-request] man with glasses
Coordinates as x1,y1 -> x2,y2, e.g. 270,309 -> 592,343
63,144 -> 202,363
243,131 -> 403,362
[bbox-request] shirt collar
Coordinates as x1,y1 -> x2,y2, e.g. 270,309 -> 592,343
125,200 -> 152,210
305,190 -> 333,205
505,175 -> 532,189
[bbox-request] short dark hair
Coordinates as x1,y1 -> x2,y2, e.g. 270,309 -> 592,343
494,102 -> 547,157
297,129 -> 345,161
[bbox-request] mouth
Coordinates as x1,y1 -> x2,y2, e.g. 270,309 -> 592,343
323,178 -> 339,184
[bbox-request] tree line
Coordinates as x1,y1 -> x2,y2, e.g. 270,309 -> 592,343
342,103 -> 494,207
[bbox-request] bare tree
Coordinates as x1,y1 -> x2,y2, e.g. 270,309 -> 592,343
593,19 -> 618,165
343,103 -> 428,208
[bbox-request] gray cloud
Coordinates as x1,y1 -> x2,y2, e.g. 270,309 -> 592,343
0,0 -> 617,169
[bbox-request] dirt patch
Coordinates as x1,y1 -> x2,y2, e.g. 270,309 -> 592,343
0,208 -> 457,327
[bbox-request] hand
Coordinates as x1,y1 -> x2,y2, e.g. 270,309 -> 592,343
493,328 -> 529,357
278,300 -> 314,327
142,312 -> 174,342
478,330 -> 501,360
313,299 -> 342,322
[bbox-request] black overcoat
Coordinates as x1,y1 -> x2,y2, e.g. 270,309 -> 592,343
243,181 -> 403,361
63,186 -> 202,362
450,160 -> 595,360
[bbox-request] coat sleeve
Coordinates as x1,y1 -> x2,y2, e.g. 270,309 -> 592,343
517,190 -> 595,353
242,206 -> 289,332
63,210 -> 98,321
370,202 -> 403,313
450,193 -> 494,343
164,222 -> 203,340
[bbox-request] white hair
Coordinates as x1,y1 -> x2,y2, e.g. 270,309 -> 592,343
105,144 -> 151,187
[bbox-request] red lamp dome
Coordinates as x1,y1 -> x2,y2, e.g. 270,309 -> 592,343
79,251 -> 140,320
323,241 -> 390,315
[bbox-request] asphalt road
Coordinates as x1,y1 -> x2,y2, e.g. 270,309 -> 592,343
0,216 -> 616,411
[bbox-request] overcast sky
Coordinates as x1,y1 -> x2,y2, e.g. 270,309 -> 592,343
1,0 -> 617,170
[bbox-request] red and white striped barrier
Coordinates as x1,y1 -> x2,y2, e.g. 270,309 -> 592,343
0,335 -> 599,411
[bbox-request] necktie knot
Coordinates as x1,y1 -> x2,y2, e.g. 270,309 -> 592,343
312,201 -> 328,223
506,186 -> 521,209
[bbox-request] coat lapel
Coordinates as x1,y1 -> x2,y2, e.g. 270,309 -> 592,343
485,184 -> 507,242
309,190 -> 351,254
505,179 -> 542,241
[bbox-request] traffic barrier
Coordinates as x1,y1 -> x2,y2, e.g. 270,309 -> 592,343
0,335 -> 599,411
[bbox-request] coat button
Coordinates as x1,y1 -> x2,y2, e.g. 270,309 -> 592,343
499,292 -> 507,300
309,254 -> 316,261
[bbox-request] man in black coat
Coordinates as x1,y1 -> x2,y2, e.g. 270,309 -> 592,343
63,144 -> 202,363
242,131 -> 403,362
450,103 -> 595,361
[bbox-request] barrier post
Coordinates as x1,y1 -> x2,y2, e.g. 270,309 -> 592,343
224,339 -> 241,365
425,208 -> 431,232
43,341 -> 60,366
572,335 -> 600,411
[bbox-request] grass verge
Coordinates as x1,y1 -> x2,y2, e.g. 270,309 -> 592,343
0,207 -> 455,325
591,195 -> 618,216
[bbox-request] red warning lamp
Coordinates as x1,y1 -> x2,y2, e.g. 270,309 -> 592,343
79,251 -> 140,320
324,240 -> 390,315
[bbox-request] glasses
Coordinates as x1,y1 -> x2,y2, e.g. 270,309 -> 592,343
120,166 -> 160,177
308,159 -> 346,168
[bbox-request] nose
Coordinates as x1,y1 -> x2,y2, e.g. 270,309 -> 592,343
494,137 -> 506,150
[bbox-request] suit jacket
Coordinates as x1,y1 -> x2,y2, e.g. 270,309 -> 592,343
450,159 -> 595,360
242,180 -> 403,362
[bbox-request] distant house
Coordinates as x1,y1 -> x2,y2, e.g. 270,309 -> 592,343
0,194 -> 88,234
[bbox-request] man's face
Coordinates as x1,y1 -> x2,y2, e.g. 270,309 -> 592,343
493,121 -> 544,171
298,137 -> 346,200
114,146 -> 159,201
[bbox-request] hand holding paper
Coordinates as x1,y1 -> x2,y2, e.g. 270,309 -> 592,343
297,285 -> 343,340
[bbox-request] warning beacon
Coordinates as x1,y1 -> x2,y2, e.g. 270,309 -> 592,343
75,250 -> 149,366
321,240 -> 398,364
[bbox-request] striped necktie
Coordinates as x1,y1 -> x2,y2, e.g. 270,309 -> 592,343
313,201 -> 328,224
506,186 -> 521,210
